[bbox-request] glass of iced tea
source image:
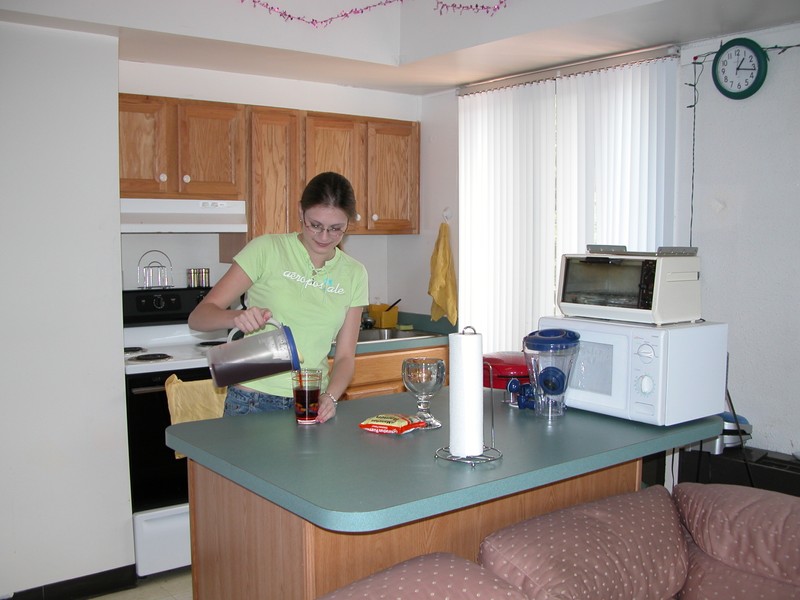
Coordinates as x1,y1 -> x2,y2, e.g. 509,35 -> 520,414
292,369 -> 323,424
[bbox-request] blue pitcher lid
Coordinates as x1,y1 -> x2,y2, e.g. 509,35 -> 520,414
523,329 -> 580,351
281,324 -> 302,370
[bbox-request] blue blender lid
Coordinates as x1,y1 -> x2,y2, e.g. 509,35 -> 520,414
524,329 -> 580,351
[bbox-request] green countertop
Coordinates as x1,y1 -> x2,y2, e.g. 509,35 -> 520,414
166,390 -> 721,533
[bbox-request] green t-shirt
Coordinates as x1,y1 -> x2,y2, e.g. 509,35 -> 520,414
234,233 -> 369,397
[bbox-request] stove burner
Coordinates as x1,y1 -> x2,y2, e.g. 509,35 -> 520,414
130,353 -> 173,362
124,346 -> 145,354
197,341 -> 225,348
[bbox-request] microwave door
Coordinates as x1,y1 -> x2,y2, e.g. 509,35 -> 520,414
565,331 -> 630,419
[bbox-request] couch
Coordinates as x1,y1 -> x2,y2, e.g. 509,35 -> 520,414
320,483 -> 800,599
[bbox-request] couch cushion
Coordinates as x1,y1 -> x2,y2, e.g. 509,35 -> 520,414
673,482 -> 800,588
679,538 -> 800,600
479,485 -> 688,600
317,552 -> 528,600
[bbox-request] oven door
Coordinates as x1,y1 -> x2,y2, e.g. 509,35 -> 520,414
559,255 -> 655,310
125,366 -> 212,512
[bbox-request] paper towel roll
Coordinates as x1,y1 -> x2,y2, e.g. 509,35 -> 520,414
449,329 -> 484,457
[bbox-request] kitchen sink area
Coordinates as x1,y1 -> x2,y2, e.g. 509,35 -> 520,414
357,329 -> 444,343
330,328 -> 448,353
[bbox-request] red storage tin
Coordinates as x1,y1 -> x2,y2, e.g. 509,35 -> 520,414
483,352 -> 529,405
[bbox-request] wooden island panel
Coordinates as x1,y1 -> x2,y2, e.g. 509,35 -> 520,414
188,458 -> 641,600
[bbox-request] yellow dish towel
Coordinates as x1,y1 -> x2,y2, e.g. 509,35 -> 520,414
165,374 -> 226,459
428,222 -> 458,326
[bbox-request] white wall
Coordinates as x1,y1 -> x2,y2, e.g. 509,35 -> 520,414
0,0 -> 402,64
676,23 -> 800,455
389,90 -> 460,316
0,23 -> 133,594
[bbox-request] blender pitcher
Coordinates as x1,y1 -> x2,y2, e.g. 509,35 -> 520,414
207,319 -> 301,387
523,329 -> 580,420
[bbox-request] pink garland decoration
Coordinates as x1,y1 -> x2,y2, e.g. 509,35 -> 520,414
244,0 -> 508,28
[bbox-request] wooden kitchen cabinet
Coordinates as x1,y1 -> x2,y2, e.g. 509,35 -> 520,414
306,112 -> 419,235
119,94 -> 246,200
339,345 -> 447,400
119,95 -> 171,195
366,119 -> 419,234
249,107 -> 303,237
119,95 -> 419,235
304,113 -> 368,233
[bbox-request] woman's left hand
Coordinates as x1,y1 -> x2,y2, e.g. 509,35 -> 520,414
316,391 -> 338,423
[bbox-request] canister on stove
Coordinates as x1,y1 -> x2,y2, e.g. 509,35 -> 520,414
483,352 -> 529,406
187,268 -> 210,288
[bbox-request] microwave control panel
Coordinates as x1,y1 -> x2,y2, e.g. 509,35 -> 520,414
630,333 -> 662,401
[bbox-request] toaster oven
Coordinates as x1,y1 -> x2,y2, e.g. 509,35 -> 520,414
557,246 -> 702,325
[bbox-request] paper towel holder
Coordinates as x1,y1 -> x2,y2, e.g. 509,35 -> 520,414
435,356 -> 503,467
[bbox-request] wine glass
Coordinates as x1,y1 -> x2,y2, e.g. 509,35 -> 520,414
402,357 -> 445,430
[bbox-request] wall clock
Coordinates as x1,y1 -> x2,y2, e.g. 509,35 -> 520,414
712,37 -> 768,100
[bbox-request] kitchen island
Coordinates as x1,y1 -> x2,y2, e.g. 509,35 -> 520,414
166,390 -> 721,599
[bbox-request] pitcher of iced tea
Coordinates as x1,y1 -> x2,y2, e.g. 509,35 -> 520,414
207,319 -> 301,387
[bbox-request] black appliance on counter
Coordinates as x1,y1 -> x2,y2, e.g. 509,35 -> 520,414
122,287 -> 226,576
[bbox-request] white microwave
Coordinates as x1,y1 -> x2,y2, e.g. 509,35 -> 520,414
558,248 -> 702,325
538,316 -> 728,426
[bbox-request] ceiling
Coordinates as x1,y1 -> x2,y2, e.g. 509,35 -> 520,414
116,0 -> 800,95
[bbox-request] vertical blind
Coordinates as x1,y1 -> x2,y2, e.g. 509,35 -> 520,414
458,57 -> 678,352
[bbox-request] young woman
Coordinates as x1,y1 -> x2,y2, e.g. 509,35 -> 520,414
188,172 -> 368,422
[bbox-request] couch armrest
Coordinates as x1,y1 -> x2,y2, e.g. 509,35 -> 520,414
673,483 -> 800,588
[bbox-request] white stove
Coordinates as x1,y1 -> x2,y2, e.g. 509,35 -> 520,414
123,324 -> 227,374
121,287 -> 228,577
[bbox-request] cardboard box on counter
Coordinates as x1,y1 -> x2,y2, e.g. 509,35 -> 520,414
368,304 -> 399,329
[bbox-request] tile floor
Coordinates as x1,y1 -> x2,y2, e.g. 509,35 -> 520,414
90,568 -> 192,600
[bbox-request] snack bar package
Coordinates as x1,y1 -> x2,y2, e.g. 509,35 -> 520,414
359,414 -> 427,435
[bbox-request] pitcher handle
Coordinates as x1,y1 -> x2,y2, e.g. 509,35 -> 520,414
226,317 -> 282,343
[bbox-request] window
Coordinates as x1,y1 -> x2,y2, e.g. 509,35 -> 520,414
458,57 -> 678,351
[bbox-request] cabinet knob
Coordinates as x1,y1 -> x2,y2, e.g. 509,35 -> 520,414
183,174 -> 191,184
158,173 -> 168,183
355,213 -> 362,222
371,214 -> 379,222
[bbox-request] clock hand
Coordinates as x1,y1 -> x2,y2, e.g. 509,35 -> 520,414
736,57 -> 744,72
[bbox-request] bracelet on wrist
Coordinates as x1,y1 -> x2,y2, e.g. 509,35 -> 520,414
321,391 -> 338,406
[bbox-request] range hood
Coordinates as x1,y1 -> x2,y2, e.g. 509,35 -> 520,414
120,198 -> 247,233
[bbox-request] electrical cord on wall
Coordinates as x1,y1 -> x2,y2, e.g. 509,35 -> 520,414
721,352 -> 755,487
726,386 -> 755,488
685,42 -> 800,247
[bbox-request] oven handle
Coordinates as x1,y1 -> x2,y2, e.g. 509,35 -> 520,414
130,385 -> 167,395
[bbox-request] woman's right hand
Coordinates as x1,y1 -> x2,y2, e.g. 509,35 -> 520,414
233,306 -> 272,334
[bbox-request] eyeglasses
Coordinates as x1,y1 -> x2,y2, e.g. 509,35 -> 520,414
303,217 -> 348,237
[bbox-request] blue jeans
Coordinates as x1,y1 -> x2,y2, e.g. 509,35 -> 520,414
224,385 -> 293,416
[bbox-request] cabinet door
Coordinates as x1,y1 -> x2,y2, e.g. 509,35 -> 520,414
366,120 -> 420,234
344,381 -> 406,401
249,107 -> 302,237
341,345 -> 447,400
119,95 -> 173,195
305,114 -> 367,233
177,102 -> 246,199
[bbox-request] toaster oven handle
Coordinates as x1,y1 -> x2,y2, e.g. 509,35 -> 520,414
583,257 -> 622,264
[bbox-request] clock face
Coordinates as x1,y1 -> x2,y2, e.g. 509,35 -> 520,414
712,38 -> 768,100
